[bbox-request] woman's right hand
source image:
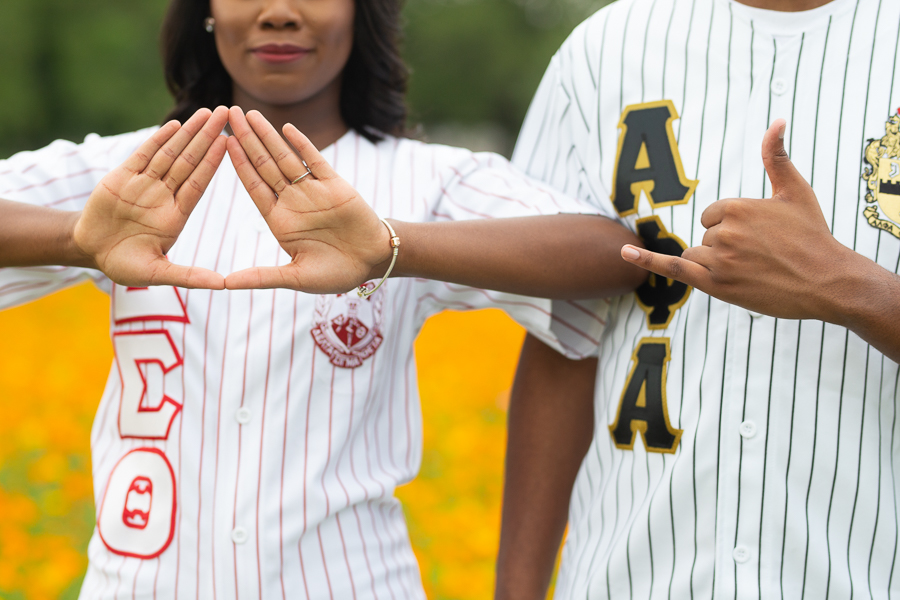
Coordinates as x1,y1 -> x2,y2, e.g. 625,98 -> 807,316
72,106 -> 228,289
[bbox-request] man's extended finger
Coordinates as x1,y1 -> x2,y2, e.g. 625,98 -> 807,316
165,106 -> 229,193
228,106 -> 289,195
147,258 -> 226,290
225,266 -> 301,291
246,111 -> 308,185
620,244 -> 711,289
761,118 -> 808,199
226,136 -> 278,215
122,121 -> 181,174
144,108 -> 212,181
283,124 -> 336,180
174,135 -> 227,215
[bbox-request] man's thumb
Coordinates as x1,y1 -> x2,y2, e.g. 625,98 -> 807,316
762,118 -> 805,198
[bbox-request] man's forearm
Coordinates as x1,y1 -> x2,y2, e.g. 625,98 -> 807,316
495,334 -> 597,600
388,214 -> 646,300
829,250 -> 900,364
0,199 -> 92,268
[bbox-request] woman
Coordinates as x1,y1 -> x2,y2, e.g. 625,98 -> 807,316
0,0 -> 641,596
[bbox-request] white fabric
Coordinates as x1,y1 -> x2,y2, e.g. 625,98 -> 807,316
513,0 -> 900,597
0,128 -> 598,599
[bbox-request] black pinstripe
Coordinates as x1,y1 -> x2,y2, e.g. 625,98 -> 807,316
509,1 -> 900,597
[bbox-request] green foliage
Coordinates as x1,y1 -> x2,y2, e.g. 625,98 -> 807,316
0,0 -> 171,159
403,0 -> 603,134
0,0 -> 609,160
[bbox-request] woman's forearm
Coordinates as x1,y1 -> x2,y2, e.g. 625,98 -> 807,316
387,214 -> 646,299
0,199 -> 93,268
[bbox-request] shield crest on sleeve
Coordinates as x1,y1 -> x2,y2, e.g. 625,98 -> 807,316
862,109 -> 900,238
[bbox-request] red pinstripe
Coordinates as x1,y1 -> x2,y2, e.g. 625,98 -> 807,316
231,232 -> 263,599
192,178 -> 239,600
436,185 -> 495,219
360,359 -> 396,600
366,504 -> 397,600
256,268 -> 280,600
353,504 -> 379,600
153,556 -> 161,598
384,283 -> 404,477
382,505 -> 413,599
0,148 -> 79,177
133,552 -> 144,598
316,524 -> 336,599
113,555 -> 126,599
316,367 -> 347,597
564,299 -> 608,325
331,374 -> 360,598
346,370 -> 380,600
278,290 -> 299,599
43,189 -> 92,208
0,166 -> 106,195
437,281 -> 599,345
403,352 -> 413,471
170,174 -> 219,598
449,166 -> 542,213
501,161 -> 566,211
335,512 -> 359,599
0,279 -> 54,298
299,342 -> 317,597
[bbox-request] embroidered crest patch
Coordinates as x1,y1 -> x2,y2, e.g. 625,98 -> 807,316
862,109 -> 900,239
310,285 -> 385,369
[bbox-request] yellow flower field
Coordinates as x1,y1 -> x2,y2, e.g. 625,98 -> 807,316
0,282 -> 555,599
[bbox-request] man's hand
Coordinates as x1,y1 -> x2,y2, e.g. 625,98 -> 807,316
225,107 -> 390,293
73,106 -> 229,289
620,118 -> 860,323
620,118 -> 900,363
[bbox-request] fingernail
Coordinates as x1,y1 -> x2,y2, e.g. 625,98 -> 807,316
621,245 -> 641,260
778,122 -> 786,140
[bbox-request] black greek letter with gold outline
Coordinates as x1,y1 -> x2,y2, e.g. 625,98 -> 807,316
611,99 -> 698,216
634,216 -> 692,329
608,338 -> 682,453
607,100 -> 696,454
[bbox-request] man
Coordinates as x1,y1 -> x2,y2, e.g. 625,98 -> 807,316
495,0 -> 900,597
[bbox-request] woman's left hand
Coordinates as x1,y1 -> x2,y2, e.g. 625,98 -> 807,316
225,107 -> 391,292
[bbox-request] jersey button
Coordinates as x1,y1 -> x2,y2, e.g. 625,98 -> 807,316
235,407 -> 252,425
232,527 -> 249,545
771,77 -> 788,96
739,421 -> 757,439
733,546 -> 751,563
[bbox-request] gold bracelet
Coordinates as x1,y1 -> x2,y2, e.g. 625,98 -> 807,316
358,218 -> 400,298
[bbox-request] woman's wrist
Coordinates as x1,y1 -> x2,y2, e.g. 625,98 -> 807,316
364,218 -> 408,281
64,211 -> 98,269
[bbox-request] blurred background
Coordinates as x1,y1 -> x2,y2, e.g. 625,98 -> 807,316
0,0 -> 609,597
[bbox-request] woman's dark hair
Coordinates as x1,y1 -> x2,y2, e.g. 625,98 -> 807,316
160,0 -> 409,142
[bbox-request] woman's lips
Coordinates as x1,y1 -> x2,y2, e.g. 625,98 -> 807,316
251,44 -> 310,64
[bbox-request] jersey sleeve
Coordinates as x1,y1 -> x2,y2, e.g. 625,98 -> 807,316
510,23 -> 628,358
0,128 -> 155,310
512,20 -> 616,217
411,147 -> 605,358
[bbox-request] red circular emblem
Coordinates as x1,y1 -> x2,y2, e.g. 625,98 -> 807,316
310,285 -> 385,369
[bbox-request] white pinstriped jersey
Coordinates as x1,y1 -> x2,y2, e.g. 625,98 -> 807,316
0,128 -> 599,599
513,0 -> 900,597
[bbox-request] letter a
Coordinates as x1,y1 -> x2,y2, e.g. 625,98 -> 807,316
611,100 -> 698,216
609,338 -> 682,453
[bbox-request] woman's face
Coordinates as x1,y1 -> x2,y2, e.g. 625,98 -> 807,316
210,0 -> 355,109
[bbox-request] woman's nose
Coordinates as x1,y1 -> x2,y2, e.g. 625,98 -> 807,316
258,0 -> 302,29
